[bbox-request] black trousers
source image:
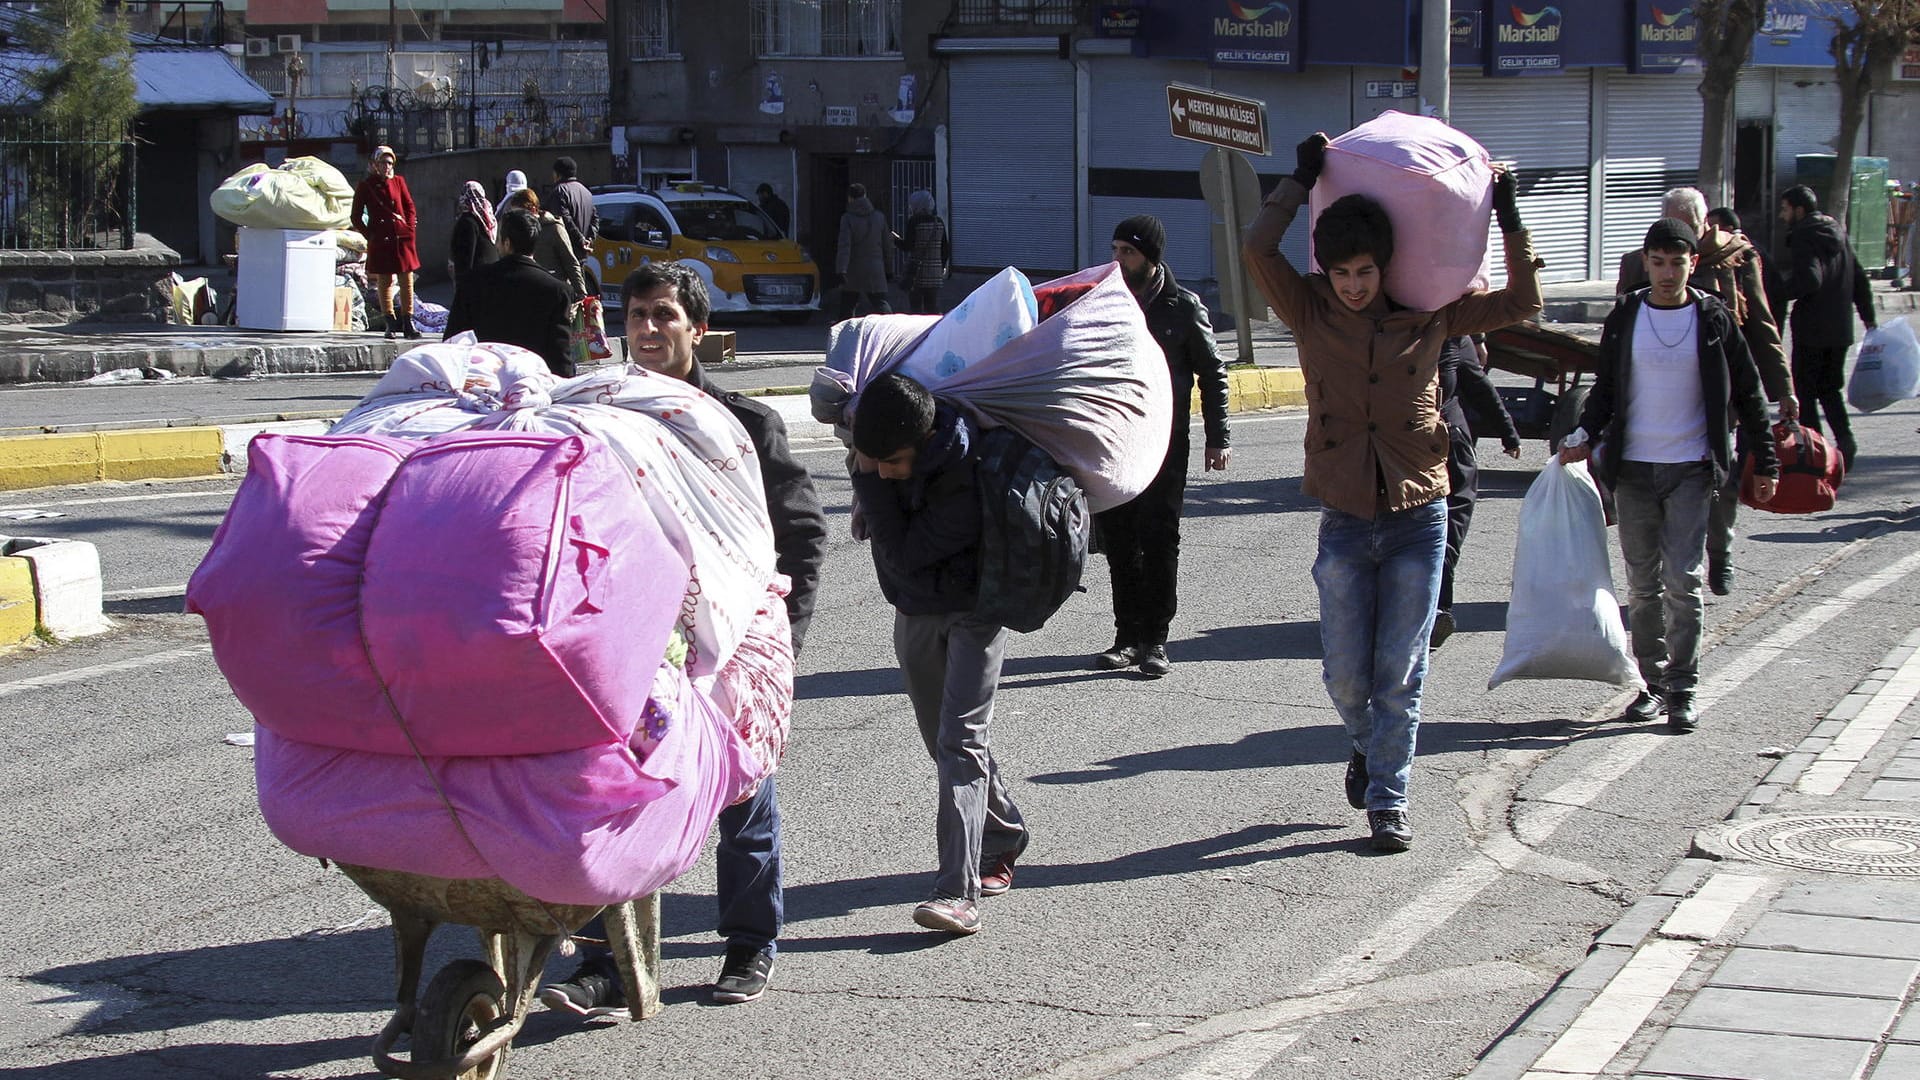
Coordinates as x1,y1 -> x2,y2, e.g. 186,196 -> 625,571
1095,438 -> 1190,647
907,286 -> 941,314
1793,345 -> 1857,466
1437,432 -> 1477,614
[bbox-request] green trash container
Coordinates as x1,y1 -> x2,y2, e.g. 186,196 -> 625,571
1795,154 -> 1891,271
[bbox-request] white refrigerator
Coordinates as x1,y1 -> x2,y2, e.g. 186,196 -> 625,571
235,227 -> 338,332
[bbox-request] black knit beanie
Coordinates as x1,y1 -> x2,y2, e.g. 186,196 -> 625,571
1114,215 -> 1166,265
1643,217 -> 1697,253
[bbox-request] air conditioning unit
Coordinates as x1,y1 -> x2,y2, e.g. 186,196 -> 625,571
276,33 -> 302,53
245,37 -> 272,57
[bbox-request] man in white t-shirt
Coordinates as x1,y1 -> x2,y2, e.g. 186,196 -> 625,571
1560,218 -> 1779,732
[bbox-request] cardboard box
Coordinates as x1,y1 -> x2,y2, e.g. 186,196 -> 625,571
696,329 -> 737,366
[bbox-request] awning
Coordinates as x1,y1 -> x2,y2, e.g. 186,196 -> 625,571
135,48 -> 275,114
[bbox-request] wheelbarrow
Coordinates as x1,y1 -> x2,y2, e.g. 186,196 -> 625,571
1478,321 -> 1603,449
337,863 -> 660,1080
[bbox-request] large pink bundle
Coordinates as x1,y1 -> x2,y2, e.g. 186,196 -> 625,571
253,661 -> 761,905
186,430 -> 689,756
1309,110 -> 1494,313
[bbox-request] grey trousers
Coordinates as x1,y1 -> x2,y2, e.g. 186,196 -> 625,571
1614,461 -> 1714,694
893,610 -> 1027,902
1707,461 -> 1739,569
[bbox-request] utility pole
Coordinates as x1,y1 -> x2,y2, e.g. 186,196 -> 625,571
1418,0 -> 1452,122
386,0 -> 397,94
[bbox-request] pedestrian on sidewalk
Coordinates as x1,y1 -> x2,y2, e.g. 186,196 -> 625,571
541,261 -> 827,1013
350,145 -> 421,340
1241,134 -> 1543,853
1561,218 -> 1779,734
850,372 -> 1028,935
1617,189 -> 1797,596
545,156 -> 599,265
501,189 -> 589,303
1431,333 -> 1521,649
446,180 -> 498,283
756,183 -> 792,237
836,183 -> 895,320
495,168 -> 528,221
443,210 -> 573,376
1090,213 -> 1231,678
1776,184 -> 1876,471
895,189 -> 950,314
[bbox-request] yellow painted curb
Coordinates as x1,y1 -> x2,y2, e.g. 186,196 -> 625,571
0,427 -> 225,491
1194,367 -> 1305,416
0,556 -> 35,650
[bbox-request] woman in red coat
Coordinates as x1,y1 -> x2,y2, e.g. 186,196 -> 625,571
351,145 -> 422,339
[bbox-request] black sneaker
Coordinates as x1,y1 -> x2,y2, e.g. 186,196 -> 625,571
1139,644 -> 1172,678
1430,609 -> 1456,648
1666,691 -> 1698,733
1344,751 -> 1368,810
912,895 -> 981,934
538,964 -> 628,1019
1621,691 -> 1663,724
1093,642 -> 1142,670
1708,556 -> 1732,596
1368,810 -> 1413,852
711,944 -> 774,1005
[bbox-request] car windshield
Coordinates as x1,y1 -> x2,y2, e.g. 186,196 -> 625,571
671,200 -> 781,242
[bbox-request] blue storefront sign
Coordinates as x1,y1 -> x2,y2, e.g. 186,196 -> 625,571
1750,0 -> 1847,67
1488,2 -> 1566,75
1450,3 -> 1486,69
1630,0 -> 1700,73
1210,0 -> 1303,70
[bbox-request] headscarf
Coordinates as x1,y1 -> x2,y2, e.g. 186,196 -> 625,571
908,189 -> 934,217
371,145 -> 397,177
459,179 -> 497,241
497,169 -> 528,220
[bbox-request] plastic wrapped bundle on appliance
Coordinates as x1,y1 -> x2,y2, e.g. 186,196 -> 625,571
1308,110 -> 1497,313
808,262 -> 1173,512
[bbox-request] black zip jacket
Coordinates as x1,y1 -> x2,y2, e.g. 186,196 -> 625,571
1576,288 -> 1778,489
1779,212 -> 1876,349
1141,266 -> 1231,450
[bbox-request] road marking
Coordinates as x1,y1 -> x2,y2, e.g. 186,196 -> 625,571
1526,874 -> 1763,1076
0,489 -> 236,511
0,643 -> 211,698
1178,1028 -> 1306,1080
102,584 -> 187,602
1796,631 -> 1920,796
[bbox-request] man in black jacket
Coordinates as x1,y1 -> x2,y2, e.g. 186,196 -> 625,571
1432,334 -> 1521,648
542,260 -> 827,1012
443,209 -> 574,376
1562,219 -> 1779,733
1777,185 -> 1877,469
1091,214 -> 1231,678
546,155 -> 599,263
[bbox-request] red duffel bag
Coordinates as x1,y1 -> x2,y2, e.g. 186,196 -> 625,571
1741,420 -> 1843,514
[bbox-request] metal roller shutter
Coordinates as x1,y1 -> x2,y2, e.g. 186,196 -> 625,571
1773,68 -> 1840,190
1601,71 -> 1702,272
1452,71 -> 1592,283
949,55 -> 1077,274
1735,67 -> 1773,122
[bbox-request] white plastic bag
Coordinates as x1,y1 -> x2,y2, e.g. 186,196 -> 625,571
1490,458 -> 1642,690
1846,319 -> 1920,413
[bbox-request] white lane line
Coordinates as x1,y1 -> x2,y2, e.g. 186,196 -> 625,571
102,584 -> 187,602
0,489 -> 236,511
0,643 -> 211,698
1796,638 -> 1920,796
1527,874 -> 1763,1075
1518,548 -> 1920,844
1177,1028 -> 1307,1080
1299,856 -> 1505,995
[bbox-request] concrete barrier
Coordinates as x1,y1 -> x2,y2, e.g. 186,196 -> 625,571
0,554 -> 34,650
3,536 -> 111,642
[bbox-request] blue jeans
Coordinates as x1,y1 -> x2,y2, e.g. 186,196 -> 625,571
1312,500 -> 1447,812
574,774 -> 783,976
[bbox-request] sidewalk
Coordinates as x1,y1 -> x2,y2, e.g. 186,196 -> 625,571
1467,629 -> 1920,1080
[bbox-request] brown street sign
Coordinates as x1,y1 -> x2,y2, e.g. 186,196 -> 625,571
1166,83 -> 1270,157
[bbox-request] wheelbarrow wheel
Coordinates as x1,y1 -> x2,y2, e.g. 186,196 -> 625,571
414,958 -> 510,1080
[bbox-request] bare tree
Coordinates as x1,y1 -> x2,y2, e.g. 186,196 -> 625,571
1825,0 -> 1917,223
1694,0 -> 1765,209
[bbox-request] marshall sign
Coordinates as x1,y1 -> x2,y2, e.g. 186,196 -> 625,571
1166,83 -> 1270,156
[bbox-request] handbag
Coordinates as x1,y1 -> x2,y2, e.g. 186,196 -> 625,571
1741,419 -> 1842,514
568,297 -> 613,368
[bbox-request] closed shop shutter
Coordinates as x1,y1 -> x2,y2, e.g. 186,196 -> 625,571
950,54 -> 1077,274
1601,71 -> 1702,273
1773,68 -> 1841,190
1452,71 -> 1592,284
1735,67 -> 1773,122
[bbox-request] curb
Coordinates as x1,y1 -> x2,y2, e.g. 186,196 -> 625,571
0,536 -> 111,652
0,337 -> 408,385
0,368 -> 1306,494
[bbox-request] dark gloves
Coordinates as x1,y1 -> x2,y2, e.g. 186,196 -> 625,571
1292,132 -> 1330,190
1493,168 -> 1522,233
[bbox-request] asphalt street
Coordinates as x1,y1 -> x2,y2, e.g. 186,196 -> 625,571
5,401 -> 1920,1079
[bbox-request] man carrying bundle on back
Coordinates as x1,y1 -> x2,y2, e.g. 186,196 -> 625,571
1241,128 -> 1543,853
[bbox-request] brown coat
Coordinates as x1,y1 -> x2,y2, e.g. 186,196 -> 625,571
1242,177 -> 1543,519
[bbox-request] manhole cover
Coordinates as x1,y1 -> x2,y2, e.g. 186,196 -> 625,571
1720,815 -> 1920,876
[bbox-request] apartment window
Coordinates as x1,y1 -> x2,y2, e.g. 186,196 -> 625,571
955,0 -> 1081,26
627,0 -> 674,58
750,0 -> 901,58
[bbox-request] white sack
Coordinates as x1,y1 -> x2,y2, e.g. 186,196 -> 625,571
1846,318 -> 1920,413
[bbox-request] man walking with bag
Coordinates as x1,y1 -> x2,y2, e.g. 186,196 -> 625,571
1561,219 -> 1779,733
1091,215 -> 1231,678
1776,185 -> 1876,470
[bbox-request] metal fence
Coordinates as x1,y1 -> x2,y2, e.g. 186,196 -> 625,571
0,117 -> 135,251
954,0 -> 1083,26
256,92 -> 610,156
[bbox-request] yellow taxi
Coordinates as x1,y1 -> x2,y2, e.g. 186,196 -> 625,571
590,182 -> 820,322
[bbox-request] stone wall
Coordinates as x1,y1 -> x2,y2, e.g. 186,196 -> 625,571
0,235 -> 181,325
